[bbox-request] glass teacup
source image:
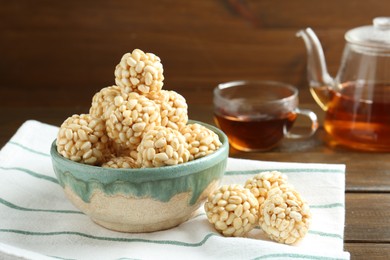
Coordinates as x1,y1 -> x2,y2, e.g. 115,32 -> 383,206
213,80 -> 318,151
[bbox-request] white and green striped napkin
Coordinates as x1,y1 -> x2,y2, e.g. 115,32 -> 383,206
0,120 -> 350,260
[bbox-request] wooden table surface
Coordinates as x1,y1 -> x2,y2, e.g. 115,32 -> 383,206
1,1 -> 390,259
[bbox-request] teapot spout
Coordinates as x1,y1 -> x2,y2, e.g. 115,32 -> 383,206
297,28 -> 334,110
297,28 -> 333,87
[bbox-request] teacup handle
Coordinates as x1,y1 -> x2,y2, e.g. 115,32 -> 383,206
284,108 -> 319,139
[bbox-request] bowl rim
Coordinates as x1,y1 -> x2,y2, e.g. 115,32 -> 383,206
51,120 -> 229,182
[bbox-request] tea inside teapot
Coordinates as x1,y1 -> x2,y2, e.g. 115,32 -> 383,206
297,17 -> 390,151
325,81 -> 390,151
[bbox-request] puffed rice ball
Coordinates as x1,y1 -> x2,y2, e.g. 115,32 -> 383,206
244,171 -> 288,206
89,85 -> 127,120
114,49 -> 164,95
137,126 -> 190,167
148,90 -> 188,131
259,187 -> 311,244
181,123 -> 222,160
105,92 -> 161,151
56,114 -> 109,165
204,184 -> 259,237
102,156 -> 139,168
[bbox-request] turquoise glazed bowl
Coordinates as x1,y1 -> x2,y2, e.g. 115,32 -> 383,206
51,121 -> 228,233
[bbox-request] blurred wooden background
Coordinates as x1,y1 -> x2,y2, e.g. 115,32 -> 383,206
1,0 -> 387,108
2,1 -> 390,258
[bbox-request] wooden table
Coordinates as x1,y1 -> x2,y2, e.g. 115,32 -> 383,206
1,1 -> 390,259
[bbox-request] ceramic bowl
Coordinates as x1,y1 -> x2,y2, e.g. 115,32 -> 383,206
50,121 -> 228,233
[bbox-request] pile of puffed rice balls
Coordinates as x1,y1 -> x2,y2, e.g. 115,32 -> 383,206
204,171 -> 311,245
56,49 -> 222,168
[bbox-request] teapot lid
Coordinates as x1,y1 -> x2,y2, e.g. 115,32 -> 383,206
345,17 -> 390,49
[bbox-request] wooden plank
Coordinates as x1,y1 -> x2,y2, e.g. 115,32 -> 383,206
244,0 -> 383,29
345,243 -> 390,260
2,0 -> 387,106
345,193 -> 390,242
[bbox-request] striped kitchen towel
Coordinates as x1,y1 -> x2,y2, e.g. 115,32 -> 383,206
0,120 -> 350,260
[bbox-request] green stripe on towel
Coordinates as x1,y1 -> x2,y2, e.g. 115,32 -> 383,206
9,141 -> 50,157
0,227 -> 343,245
308,230 -> 343,240
0,229 -> 218,246
311,203 -> 345,209
0,166 -> 58,184
252,253 -> 347,260
0,197 -> 83,215
225,168 -> 345,175
252,227 -> 343,240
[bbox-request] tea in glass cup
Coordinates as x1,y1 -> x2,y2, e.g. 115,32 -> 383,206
213,81 -> 318,151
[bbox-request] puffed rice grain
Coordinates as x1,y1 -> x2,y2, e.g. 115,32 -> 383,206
137,126 -> 190,167
244,171 -> 288,205
259,186 -> 311,244
105,92 -> 161,150
114,49 -> 164,95
56,114 -> 109,165
102,156 -> 139,168
204,184 -> 259,237
181,123 -> 222,160
148,90 -> 188,131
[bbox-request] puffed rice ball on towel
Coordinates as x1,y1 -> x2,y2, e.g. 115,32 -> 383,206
105,92 -> 161,151
137,126 -> 190,167
114,49 -> 164,95
204,184 -> 259,237
259,186 -> 311,244
56,114 -> 109,165
89,85 -> 127,120
148,90 -> 188,131
244,171 -> 288,205
181,123 -> 222,160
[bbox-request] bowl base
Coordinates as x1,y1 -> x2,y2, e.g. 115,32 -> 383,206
91,214 -> 192,233
62,186 -> 207,233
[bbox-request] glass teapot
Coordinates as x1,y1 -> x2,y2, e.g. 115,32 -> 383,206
297,17 -> 390,151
